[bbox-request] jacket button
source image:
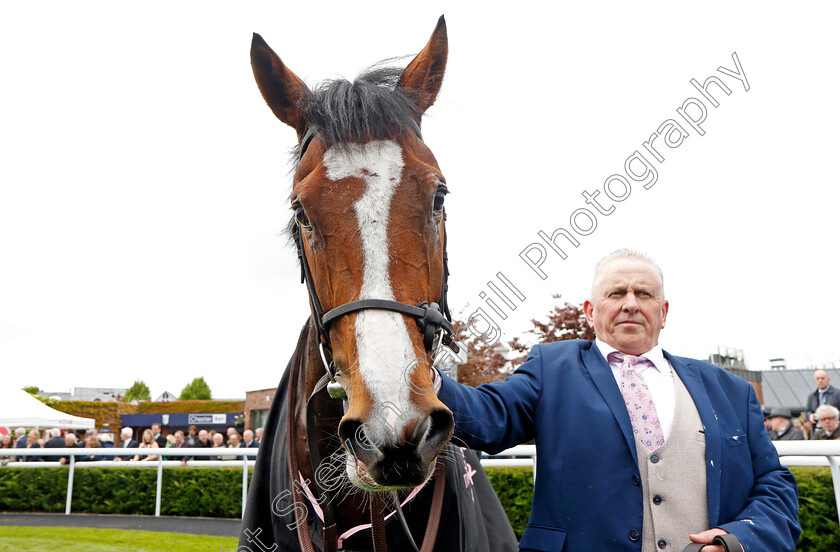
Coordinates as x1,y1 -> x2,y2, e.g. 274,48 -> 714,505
632,475 -> 641,486
658,539 -> 667,549
629,530 -> 640,542
650,454 -> 660,463
653,495 -> 662,505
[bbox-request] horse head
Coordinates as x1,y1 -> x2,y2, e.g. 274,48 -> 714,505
251,17 -> 455,491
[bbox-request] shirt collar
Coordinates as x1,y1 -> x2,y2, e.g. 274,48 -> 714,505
594,338 -> 670,374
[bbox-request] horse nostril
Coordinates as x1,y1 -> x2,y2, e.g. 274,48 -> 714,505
338,418 -> 382,465
417,408 -> 454,464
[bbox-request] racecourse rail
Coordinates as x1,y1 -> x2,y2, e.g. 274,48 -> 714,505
3,442 -> 839,526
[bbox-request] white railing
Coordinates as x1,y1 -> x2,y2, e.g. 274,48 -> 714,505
774,440 -> 840,526
2,447 -> 259,518
5,441 -> 840,527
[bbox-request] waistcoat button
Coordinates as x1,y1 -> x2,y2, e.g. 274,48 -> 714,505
658,539 -> 667,549
653,494 -> 662,505
650,454 -> 660,463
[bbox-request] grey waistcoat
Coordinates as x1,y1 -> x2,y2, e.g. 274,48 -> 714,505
635,369 -> 708,551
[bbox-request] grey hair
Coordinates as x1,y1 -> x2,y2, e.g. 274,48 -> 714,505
121,427 -> 133,438
815,404 -> 840,421
591,249 -> 665,300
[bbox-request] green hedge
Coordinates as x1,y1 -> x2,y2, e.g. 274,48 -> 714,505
485,466 -> 840,550
0,467 -> 245,518
0,465 -> 838,549
791,467 -> 840,551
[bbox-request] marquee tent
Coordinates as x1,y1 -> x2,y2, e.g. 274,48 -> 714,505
0,389 -> 95,429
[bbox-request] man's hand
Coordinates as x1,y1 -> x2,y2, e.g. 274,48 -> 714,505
688,529 -> 744,552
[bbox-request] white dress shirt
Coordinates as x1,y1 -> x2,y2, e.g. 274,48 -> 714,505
594,338 -> 676,442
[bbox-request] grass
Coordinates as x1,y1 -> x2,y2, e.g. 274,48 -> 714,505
0,526 -> 239,552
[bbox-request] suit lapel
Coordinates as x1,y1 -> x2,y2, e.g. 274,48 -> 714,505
666,351 -> 722,527
582,344 -> 638,465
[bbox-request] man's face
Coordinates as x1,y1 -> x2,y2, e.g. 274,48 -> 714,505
152,424 -> 161,434
213,434 -> 224,446
815,371 -> 830,391
819,413 -> 839,434
584,258 -> 669,356
770,416 -> 790,432
243,430 -> 254,443
198,430 -> 209,443
174,432 -> 184,445
65,435 -> 75,447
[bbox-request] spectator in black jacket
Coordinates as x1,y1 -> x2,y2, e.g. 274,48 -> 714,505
114,427 -> 138,461
58,433 -> 81,465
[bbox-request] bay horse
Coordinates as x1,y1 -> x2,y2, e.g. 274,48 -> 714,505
239,16 -> 518,552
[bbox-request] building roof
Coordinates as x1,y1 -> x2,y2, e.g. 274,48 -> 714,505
760,368 -> 840,413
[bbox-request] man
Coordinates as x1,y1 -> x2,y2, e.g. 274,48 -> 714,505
151,423 -> 166,448
435,250 -> 799,551
186,429 -> 212,462
14,427 -> 26,448
43,428 -> 65,455
805,369 -> 840,425
114,427 -> 137,461
254,427 -> 263,443
59,433 -> 80,465
767,408 -> 805,441
811,405 -> 840,440
169,430 -> 189,465
242,429 -> 259,448
185,425 -> 198,447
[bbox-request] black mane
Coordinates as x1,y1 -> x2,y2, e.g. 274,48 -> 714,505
295,62 -> 422,157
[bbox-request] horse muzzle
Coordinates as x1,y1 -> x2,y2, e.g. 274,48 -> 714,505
338,406 -> 454,489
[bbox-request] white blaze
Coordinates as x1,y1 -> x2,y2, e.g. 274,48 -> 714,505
322,140 -> 418,438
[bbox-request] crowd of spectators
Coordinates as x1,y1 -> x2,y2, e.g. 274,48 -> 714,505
0,423 -> 262,465
766,369 -> 840,441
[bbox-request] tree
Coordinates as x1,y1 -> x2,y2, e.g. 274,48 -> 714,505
22,386 -> 39,396
509,294 -> 595,367
124,380 -> 151,402
179,377 -> 212,400
450,319 -> 512,388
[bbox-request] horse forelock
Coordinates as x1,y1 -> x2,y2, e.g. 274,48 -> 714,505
300,64 -> 421,152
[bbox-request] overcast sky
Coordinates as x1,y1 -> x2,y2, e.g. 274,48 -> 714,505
1,1 -> 838,400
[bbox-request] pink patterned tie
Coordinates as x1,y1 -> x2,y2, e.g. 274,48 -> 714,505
609,351 -> 665,451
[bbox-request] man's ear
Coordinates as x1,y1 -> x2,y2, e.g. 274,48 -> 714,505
660,300 -> 669,329
583,300 -> 595,328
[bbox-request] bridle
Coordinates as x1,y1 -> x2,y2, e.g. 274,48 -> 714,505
286,123 -> 460,552
291,122 -> 464,399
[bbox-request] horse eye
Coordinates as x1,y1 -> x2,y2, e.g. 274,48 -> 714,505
432,189 -> 447,216
294,204 -> 311,229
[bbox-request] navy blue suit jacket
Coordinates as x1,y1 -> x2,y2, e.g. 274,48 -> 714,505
437,340 -> 800,551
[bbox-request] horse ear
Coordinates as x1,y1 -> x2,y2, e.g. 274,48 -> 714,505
397,15 -> 448,118
250,33 -> 310,137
